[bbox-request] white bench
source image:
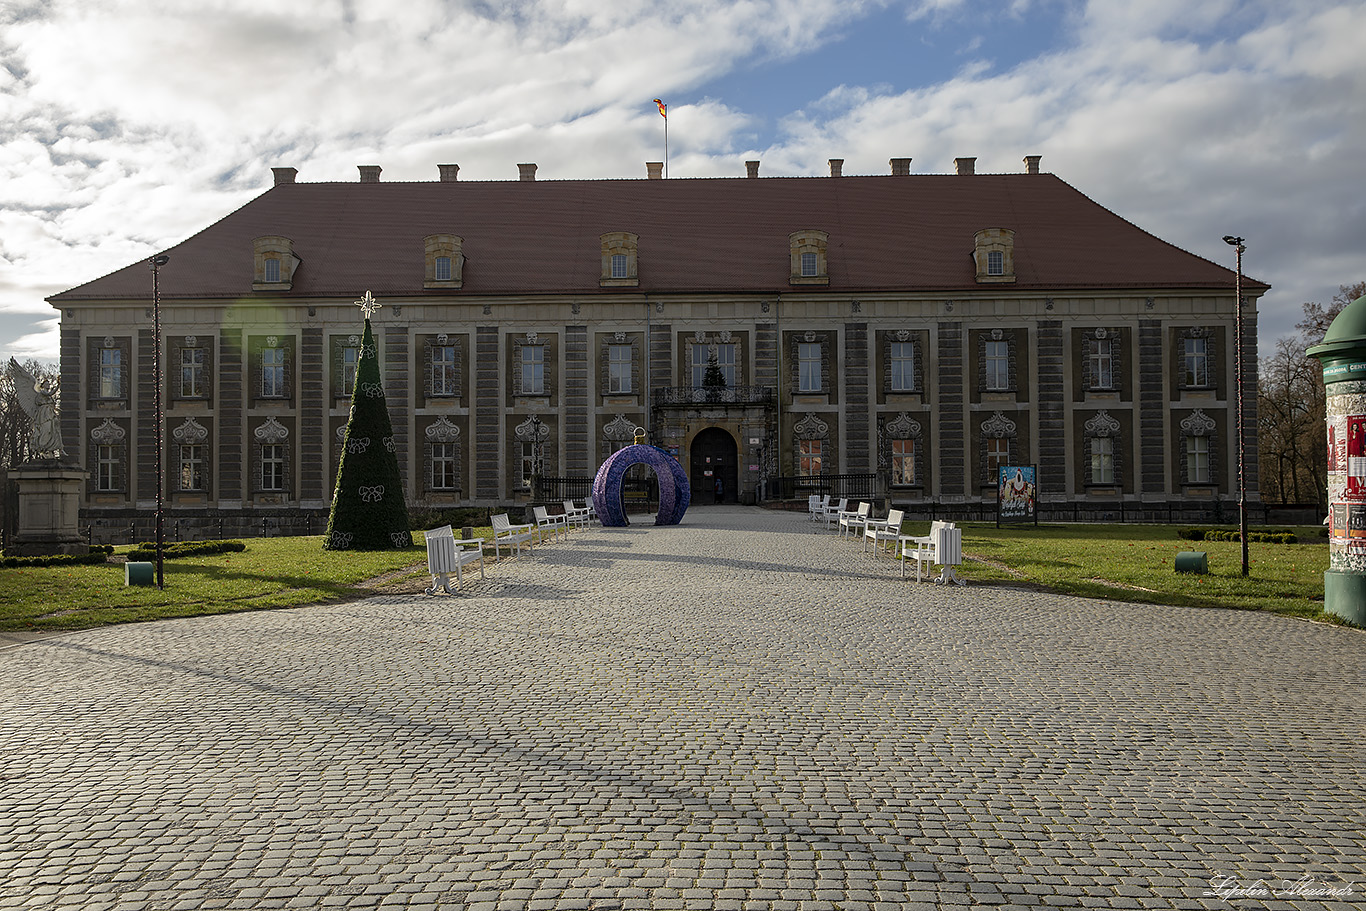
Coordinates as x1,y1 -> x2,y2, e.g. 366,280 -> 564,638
837,502 -> 871,538
900,521 -> 965,585
423,525 -> 486,594
562,500 -> 590,530
863,508 -> 905,554
491,513 -> 537,558
533,505 -> 569,542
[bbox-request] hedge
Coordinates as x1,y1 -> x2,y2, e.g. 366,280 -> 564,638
1,551 -> 110,568
1178,527 -> 1297,544
126,540 -> 247,561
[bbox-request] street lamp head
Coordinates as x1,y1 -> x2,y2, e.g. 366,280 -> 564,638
1222,235 -> 1245,249
149,254 -> 170,269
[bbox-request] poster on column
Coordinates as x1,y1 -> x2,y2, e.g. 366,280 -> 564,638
1347,415 -> 1366,501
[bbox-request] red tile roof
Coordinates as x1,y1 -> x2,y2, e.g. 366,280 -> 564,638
49,173 -> 1264,303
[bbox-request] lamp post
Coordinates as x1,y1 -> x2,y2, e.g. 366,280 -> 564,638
1222,235 -> 1248,576
149,254 -> 170,589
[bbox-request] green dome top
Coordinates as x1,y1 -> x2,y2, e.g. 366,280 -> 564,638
1308,294 -> 1366,360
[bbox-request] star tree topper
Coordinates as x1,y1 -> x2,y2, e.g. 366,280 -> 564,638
355,290 -> 383,320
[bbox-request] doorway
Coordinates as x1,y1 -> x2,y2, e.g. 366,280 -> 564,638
689,427 -> 738,504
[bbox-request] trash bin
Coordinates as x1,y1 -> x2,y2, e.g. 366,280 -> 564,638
1174,551 -> 1208,574
125,561 -> 154,586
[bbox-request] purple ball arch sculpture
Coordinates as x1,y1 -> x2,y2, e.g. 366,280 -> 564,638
591,444 -> 690,527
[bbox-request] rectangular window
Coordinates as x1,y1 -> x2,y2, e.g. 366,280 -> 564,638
100,348 -> 121,398
984,340 -> 1009,391
986,437 -> 1009,478
1184,337 -> 1209,387
800,251 -> 818,277
264,258 -> 280,283
1187,435 -> 1210,483
434,256 -> 452,282
608,344 -> 632,393
691,344 -> 708,387
610,253 -> 628,279
798,342 -> 822,392
180,348 -> 205,397
432,442 -> 457,490
716,343 -> 736,386
97,444 -> 118,491
1091,437 -> 1115,485
431,345 -> 456,396
262,347 -> 285,397
891,438 -> 915,485
890,342 -> 915,392
521,345 -> 545,395
261,444 -> 285,491
799,438 -> 823,476
341,346 -> 359,397
987,250 -> 1004,275
179,444 -> 204,491
1088,338 -> 1114,390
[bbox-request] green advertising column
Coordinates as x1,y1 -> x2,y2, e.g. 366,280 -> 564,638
1307,293 -> 1366,627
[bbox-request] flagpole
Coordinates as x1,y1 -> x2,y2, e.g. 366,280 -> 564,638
653,99 -> 668,178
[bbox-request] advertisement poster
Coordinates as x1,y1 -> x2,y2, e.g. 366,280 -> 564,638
997,465 -> 1037,525
1347,415 -> 1366,501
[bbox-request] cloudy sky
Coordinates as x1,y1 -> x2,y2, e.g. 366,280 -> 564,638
2,0 -> 1362,364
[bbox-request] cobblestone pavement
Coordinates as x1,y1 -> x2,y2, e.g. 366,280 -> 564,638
2,506 -> 1363,911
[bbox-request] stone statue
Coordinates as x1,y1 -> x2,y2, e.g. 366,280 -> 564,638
8,358 -> 64,460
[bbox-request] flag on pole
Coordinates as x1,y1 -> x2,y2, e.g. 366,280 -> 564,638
653,98 -> 667,119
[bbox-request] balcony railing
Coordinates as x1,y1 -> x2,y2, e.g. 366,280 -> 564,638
654,385 -> 774,406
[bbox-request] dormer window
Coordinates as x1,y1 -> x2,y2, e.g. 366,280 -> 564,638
252,235 -> 299,291
973,228 -> 1015,283
600,233 -> 639,287
789,230 -> 829,285
424,235 -> 464,289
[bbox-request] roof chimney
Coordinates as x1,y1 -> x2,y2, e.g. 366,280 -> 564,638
1024,155 -> 1042,175
646,162 -> 663,180
272,167 -> 297,186
746,160 -> 760,178
518,163 -> 538,181
889,158 -> 912,176
828,159 -> 844,177
954,157 -> 976,176
438,163 -> 460,182
358,165 -> 381,183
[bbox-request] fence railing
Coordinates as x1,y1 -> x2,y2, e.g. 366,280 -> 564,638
764,474 -> 878,502
654,385 -> 774,406
536,477 -> 594,502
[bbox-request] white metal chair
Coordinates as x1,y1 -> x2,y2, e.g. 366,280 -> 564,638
863,508 -> 905,554
562,500 -> 590,530
491,513 -> 537,558
423,525 -> 486,594
533,505 -> 569,542
902,522 -> 965,585
838,502 -> 871,538
819,497 -> 847,529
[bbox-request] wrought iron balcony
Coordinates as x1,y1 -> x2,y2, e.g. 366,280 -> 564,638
653,385 -> 774,406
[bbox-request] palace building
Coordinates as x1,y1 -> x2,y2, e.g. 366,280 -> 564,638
49,156 -> 1264,535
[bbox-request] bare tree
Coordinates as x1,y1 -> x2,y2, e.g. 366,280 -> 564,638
1259,282 -> 1366,507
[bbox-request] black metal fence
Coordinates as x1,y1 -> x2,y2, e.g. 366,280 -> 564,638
891,500 -> 1322,526
764,474 -> 878,502
536,477 -> 594,502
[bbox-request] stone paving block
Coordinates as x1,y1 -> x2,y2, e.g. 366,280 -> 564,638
0,507 -> 1361,911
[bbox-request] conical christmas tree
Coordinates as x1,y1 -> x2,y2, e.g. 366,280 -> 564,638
324,295 -> 413,550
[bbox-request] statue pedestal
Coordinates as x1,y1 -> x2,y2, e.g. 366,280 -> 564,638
9,462 -> 88,556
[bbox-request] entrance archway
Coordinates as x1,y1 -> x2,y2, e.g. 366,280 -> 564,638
689,427 -> 738,504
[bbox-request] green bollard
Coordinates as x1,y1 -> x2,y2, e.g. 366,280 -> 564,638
125,562 -> 154,586
1174,551 -> 1208,574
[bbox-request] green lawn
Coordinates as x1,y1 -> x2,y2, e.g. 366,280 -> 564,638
0,523 -> 1341,632
947,522 -> 1332,621
0,536 -> 429,631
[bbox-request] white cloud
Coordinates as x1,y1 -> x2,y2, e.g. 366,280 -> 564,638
0,0 -> 1362,362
